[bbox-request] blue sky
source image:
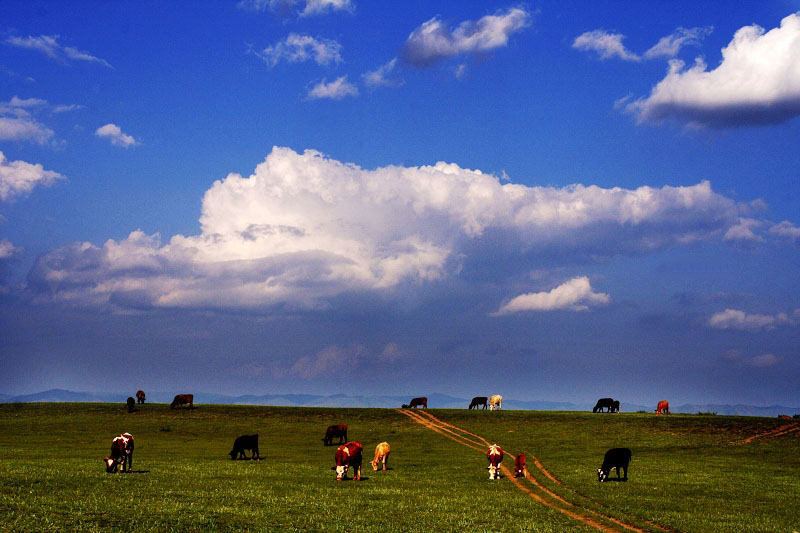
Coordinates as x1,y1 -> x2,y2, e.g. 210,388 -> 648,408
1,1 -> 799,407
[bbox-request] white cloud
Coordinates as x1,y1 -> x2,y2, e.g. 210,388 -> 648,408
0,238 -> 22,259
5,34 -> 112,68
770,220 -> 800,242
494,276 -> 610,314
362,58 -> 403,89
723,217 -> 765,246
0,151 -> 65,202
307,76 -> 358,100
26,147 -> 782,311
747,353 -> 782,368
237,0 -> 353,17
95,123 -> 138,148
644,26 -> 713,59
627,13 -> 800,127
402,7 -> 530,67
257,33 -> 343,67
572,30 -> 640,61
709,308 -> 800,331
0,117 -> 54,144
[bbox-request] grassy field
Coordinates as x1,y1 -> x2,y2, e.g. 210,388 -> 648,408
0,403 -> 798,532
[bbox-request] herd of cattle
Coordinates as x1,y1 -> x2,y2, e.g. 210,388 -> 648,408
105,392 -> 672,481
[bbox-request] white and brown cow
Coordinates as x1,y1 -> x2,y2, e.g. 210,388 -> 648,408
104,433 -> 134,473
334,441 -> 363,481
487,444 -> 504,479
489,395 -> 503,411
370,441 -> 391,471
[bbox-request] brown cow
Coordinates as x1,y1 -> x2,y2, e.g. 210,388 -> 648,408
370,442 -> 391,471
409,397 -> 427,409
487,444 -> 504,480
655,400 -> 670,415
322,424 -> 348,446
136,390 -> 146,404
334,441 -> 363,481
514,453 -> 527,478
104,433 -> 134,473
126,397 -> 136,413
170,394 -> 193,409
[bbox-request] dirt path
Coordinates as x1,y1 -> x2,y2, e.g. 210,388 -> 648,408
396,408 -> 672,533
739,422 -> 800,444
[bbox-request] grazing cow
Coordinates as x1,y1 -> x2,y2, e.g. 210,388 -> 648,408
655,400 -> 670,415
593,398 -> 615,413
778,414 -> 791,419
469,396 -> 488,410
229,434 -> 260,460
486,444 -> 504,479
370,442 -> 391,471
136,390 -> 146,404
126,397 -> 136,413
334,441 -> 363,481
597,448 -> 631,482
489,395 -> 502,410
104,433 -> 134,473
514,453 -> 527,478
611,400 -> 620,413
170,394 -> 193,409
322,424 -> 348,446
409,397 -> 427,409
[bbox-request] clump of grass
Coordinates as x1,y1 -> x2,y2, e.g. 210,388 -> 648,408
160,426 -> 171,432
697,411 -> 717,416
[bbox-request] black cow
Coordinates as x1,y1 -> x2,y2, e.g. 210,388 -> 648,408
597,448 -> 631,482
322,424 -> 348,446
126,397 -> 136,413
469,396 -> 488,410
229,434 -> 260,460
593,398 -> 615,413
611,400 -> 620,413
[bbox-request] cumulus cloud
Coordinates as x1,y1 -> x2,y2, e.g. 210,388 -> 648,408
26,147 -> 783,311
257,33 -> 343,67
238,0 -> 353,17
644,26 -> 713,59
0,97 -> 56,145
770,220 -> 800,243
362,58 -> 403,89
572,30 -> 640,61
0,238 -> 22,259
723,217 -> 766,247
307,76 -> 358,100
709,308 -> 800,331
401,7 -> 530,67
627,13 -> 800,127
5,34 -> 112,68
0,152 -> 65,202
494,276 -> 610,314
95,124 -> 138,148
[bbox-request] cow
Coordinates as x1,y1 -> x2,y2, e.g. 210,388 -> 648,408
104,433 -> 134,473
593,398 -> 615,413
229,434 -> 260,460
334,441 -> 363,481
489,395 -> 502,410
136,390 -> 146,404
487,444 -> 504,479
409,397 -> 427,409
514,453 -> 527,478
611,400 -> 620,413
597,448 -> 631,482
655,400 -> 670,415
126,397 -> 136,413
170,394 -> 193,409
778,414 -> 791,419
370,442 -> 391,471
469,396 -> 488,410
322,424 -> 348,446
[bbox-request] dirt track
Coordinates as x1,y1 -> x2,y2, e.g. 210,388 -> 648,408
738,422 -> 800,444
396,408 -> 673,533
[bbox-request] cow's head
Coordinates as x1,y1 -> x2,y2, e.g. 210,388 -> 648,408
488,465 -> 499,479
105,457 -> 118,473
597,468 -> 608,482
336,465 -> 347,480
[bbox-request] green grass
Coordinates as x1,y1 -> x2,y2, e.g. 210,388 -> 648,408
0,404 -> 798,532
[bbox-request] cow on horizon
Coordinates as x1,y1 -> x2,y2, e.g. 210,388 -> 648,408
409,397 -> 427,409
170,394 -> 193,409
655,400 -> 670,415
489,395 -> 502,410
469,396 -> 488,410
136,390 -> 146,404
593,398 -> 615,413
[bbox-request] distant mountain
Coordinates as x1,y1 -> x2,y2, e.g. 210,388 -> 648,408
1,389 -> 797,417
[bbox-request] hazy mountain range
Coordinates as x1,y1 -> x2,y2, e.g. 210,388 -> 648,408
1,389 -> 797,418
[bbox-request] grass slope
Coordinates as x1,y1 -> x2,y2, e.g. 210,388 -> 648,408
0,404 -> 798,532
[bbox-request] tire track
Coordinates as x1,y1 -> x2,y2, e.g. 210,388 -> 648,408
739,422 -> 799,445
398,409 -> 668,533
